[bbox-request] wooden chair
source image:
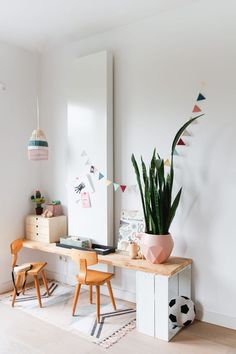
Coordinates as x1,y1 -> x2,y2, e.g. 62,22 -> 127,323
10,239 -> 49,308
71,249 -> 116,323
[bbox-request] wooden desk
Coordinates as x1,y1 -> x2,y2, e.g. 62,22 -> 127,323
23,239 -> 191,277
23,239 -> 192,342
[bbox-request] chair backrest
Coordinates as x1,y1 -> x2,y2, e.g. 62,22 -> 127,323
10,239 -> 23,268
71,249 -> 98,283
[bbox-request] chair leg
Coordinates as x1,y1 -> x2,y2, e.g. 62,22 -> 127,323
22,274 -> 27,295
12,274 -> 21,307
89,285 -> 93,304
72,283 -> 81,316
96,285 -> 100,323
34,275 -> 42,308
41,270 -> 50,296
107,280 -> 116,310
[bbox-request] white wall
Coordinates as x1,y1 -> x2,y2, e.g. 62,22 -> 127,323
0,41 -> 40,292
39,0 -> 236,329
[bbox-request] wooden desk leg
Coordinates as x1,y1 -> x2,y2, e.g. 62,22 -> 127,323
136,271 -> 155,336
155,265 -> 192,341
136,265 -> 191,341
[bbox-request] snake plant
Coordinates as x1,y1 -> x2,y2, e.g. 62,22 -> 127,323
131,115 -> 203,235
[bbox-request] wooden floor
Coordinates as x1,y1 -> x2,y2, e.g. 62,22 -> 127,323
0,302 -> 235,354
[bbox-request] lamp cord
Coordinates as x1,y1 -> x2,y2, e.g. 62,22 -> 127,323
36,97 -> 40,129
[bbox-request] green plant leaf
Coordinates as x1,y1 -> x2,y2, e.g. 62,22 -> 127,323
167,188 -> 182,231
131,154 -> 148,229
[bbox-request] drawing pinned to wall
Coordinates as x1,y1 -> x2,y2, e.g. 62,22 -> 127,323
81,192 -> 91,208
117,210 -> 145,251
73,173 -> 95,206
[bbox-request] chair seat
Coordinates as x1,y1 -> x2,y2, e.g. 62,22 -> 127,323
16,262 -> 47,276
77,269 -> 113,285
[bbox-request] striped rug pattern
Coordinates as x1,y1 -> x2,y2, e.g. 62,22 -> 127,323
0,281 -> 136,349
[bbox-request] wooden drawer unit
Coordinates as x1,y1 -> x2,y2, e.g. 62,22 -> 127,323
25,215 -> 67,243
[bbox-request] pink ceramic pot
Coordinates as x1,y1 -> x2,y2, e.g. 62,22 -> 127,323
138,233 -> 174,264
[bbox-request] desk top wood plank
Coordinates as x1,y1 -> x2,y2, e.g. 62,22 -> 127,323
22,240 -> 192,277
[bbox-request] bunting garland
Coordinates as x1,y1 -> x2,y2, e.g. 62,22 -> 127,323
182,129 -> 191,137
120,185 -> 127,193
192,104 -> 201,113
105,179 -> 112,186
77,89 -> 206,193
176,89 -> 206,151
164,159 -> 171,167
98,173 -> 104,180
197,93 -> 206,101
177,138 -> 186,146
113,183 -> 120,191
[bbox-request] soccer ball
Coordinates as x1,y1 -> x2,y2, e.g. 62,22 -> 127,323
169,296 -> 196,328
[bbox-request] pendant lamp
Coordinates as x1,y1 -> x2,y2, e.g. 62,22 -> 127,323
28,98 -> 48,161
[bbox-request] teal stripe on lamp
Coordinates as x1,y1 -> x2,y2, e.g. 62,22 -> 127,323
28,140 -> 48,147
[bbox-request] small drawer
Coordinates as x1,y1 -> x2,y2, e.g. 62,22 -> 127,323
26,224 -> 49,235
26,230 -> 49,242
26,215 -> 49,227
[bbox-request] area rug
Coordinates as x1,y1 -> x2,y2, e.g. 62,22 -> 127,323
0,281 -> 136,349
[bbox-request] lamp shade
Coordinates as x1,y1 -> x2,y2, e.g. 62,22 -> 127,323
28,129 -> 48,161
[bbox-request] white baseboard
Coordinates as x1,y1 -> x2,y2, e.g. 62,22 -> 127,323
197,308 -> 236,330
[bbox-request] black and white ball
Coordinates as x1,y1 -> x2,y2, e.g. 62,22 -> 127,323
169,296 -> 196,328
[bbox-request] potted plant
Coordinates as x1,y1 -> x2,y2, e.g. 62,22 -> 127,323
131,116 -> 202,264
31,190 -> 45,215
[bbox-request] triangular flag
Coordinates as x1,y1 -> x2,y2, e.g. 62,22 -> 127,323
113,183 -> 120,191
120,185 -> 127,192
81,150 -> 87,157
197,93 -> 206,101
192,104 -> 201,113
190,117 -> 198,124
105,179 -> 112,186
173,149 -> 179,156
164,159 -> 171,167
177,138 -> 186,146
98,173 -> 104,180
182,129 -> 191,136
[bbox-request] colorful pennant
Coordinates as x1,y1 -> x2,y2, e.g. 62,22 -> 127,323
120,185 -> 127,193
105,179 -> 112,186
197,93 -> 206,101
81,150 -> 87,157
173,149 -> 179,156
164,159 -> 171,167
98,173 -> 104,180
177,138 -> 186,146
182,129 -> 191,136
113,183 -> 120,191
192,104 -> 201,113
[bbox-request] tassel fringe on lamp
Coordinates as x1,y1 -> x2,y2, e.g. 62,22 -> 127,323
28,98 -> 49,161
